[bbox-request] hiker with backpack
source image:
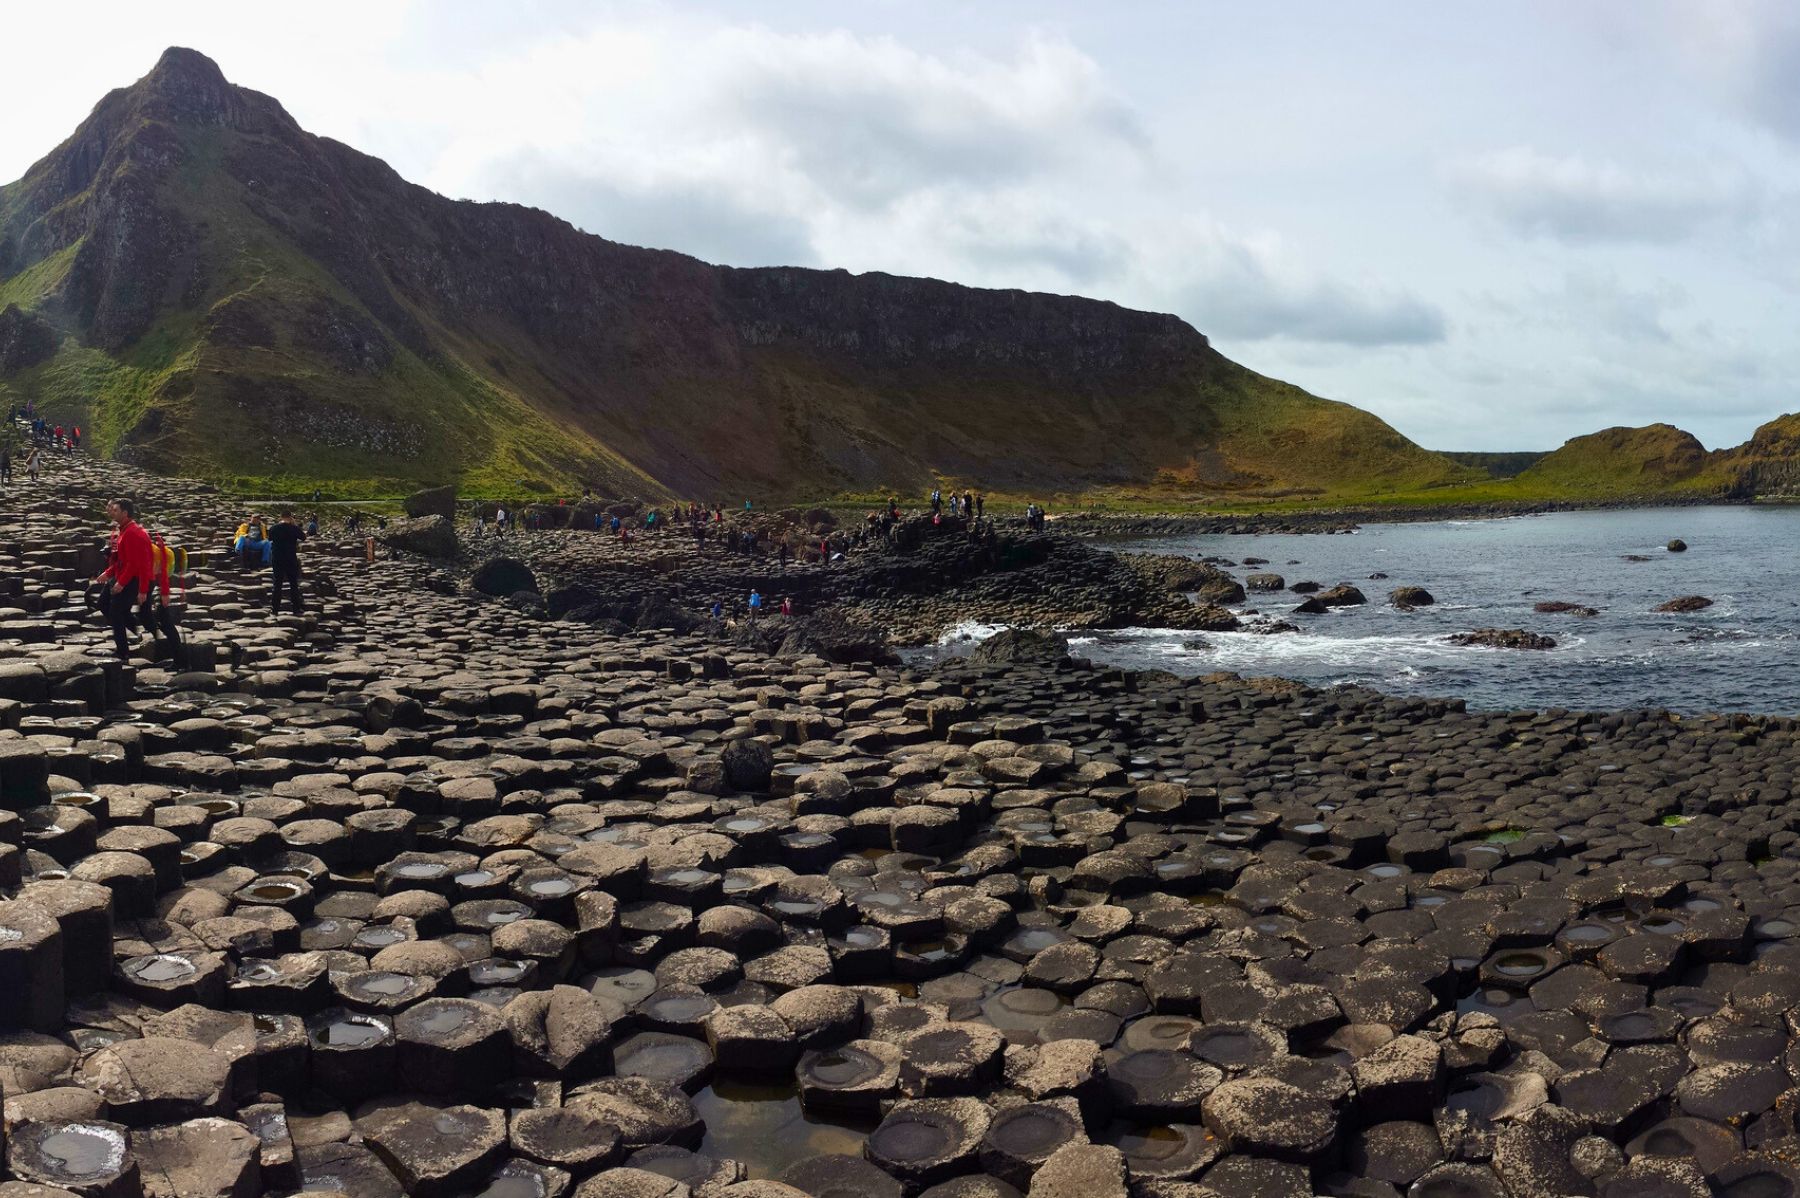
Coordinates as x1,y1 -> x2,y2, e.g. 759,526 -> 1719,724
143,532 -> 184,655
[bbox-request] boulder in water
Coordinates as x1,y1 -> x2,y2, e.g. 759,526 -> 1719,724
1187,604 -> 1241,632
1449,629 -> 1556,651
1246,573 -> 1285,592
1535,601 -> 1598,617
1317,584 -> 1367,607
1667,539 -> 1688,553
1389,586 -> 1435,610
1655,595 -> 1713,614
970,628 -> 1069,666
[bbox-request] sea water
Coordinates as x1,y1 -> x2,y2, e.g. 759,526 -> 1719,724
925,506 -> 1800,714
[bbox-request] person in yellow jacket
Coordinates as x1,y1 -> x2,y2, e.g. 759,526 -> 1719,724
143,533 -> 185,653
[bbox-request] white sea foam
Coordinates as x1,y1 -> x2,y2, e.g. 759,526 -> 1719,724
934,620 -> 1012,646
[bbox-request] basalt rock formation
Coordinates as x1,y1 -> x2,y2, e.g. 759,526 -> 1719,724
0,48 -> 1470,500
6,445 -> 1800,1195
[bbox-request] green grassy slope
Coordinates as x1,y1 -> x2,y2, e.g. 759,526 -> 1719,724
1509,424 -> 1732,499
0,117 -> 660,500
1204,365 -> 1482,498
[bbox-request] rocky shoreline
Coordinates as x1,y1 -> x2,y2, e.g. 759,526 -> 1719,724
0,454 -> 1798,1197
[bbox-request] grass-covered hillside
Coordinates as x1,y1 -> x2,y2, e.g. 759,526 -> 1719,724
0,48 -> 1488,504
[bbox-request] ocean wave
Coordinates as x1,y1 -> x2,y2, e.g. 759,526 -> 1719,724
935,620 -> 1012,646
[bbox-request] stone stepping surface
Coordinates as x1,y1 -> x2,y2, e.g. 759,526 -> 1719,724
3,458 -> 1800,1196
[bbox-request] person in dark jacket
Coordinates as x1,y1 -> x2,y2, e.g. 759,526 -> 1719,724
269,511 -> 307,614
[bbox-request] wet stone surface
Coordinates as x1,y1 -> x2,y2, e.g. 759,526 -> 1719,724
5,457 -> 1800,1194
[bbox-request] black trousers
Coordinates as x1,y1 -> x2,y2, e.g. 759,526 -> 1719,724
142,597 -> 181,651
102,589 -> 135,656
272,559 -> 302,613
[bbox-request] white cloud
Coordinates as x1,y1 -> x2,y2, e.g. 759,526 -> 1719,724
1654,0 -> 1800,144
396,20 -> 1442,347
1448,146 -> 1753,244
1153,223 -> 1447,346
1538,271 -> 1688,345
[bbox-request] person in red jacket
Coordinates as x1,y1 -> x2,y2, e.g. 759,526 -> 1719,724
94,498 -> 154,657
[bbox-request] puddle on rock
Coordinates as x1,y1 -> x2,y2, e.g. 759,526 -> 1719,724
128,954 -> 195,983
694,1080 -> 874,1180
37,1124 -> 126,1178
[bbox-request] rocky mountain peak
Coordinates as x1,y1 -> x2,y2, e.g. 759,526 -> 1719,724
126,47 -> 275,133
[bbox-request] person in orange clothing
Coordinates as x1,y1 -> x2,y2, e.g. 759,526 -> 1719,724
93,498 -> 154,657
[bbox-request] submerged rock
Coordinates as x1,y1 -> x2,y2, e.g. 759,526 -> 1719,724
1448,628 -> 1557,650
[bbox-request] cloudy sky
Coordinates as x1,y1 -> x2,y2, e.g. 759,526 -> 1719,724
4,1 -> 1798,451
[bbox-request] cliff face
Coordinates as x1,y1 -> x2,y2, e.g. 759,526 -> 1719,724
0,48 -> 1467,497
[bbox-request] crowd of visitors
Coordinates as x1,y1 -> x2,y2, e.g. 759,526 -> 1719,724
7,403 -> 1052,652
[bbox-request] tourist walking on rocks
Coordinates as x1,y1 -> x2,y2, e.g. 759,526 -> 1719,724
143,532 -> 183,654
778,540 -> 791,570
0,445 -> 10,485
96,499 -> 153,658
748,589 -> 763,622
26,447 -> 38,481
780,596 -> 793,616
269,511 -> 307,615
